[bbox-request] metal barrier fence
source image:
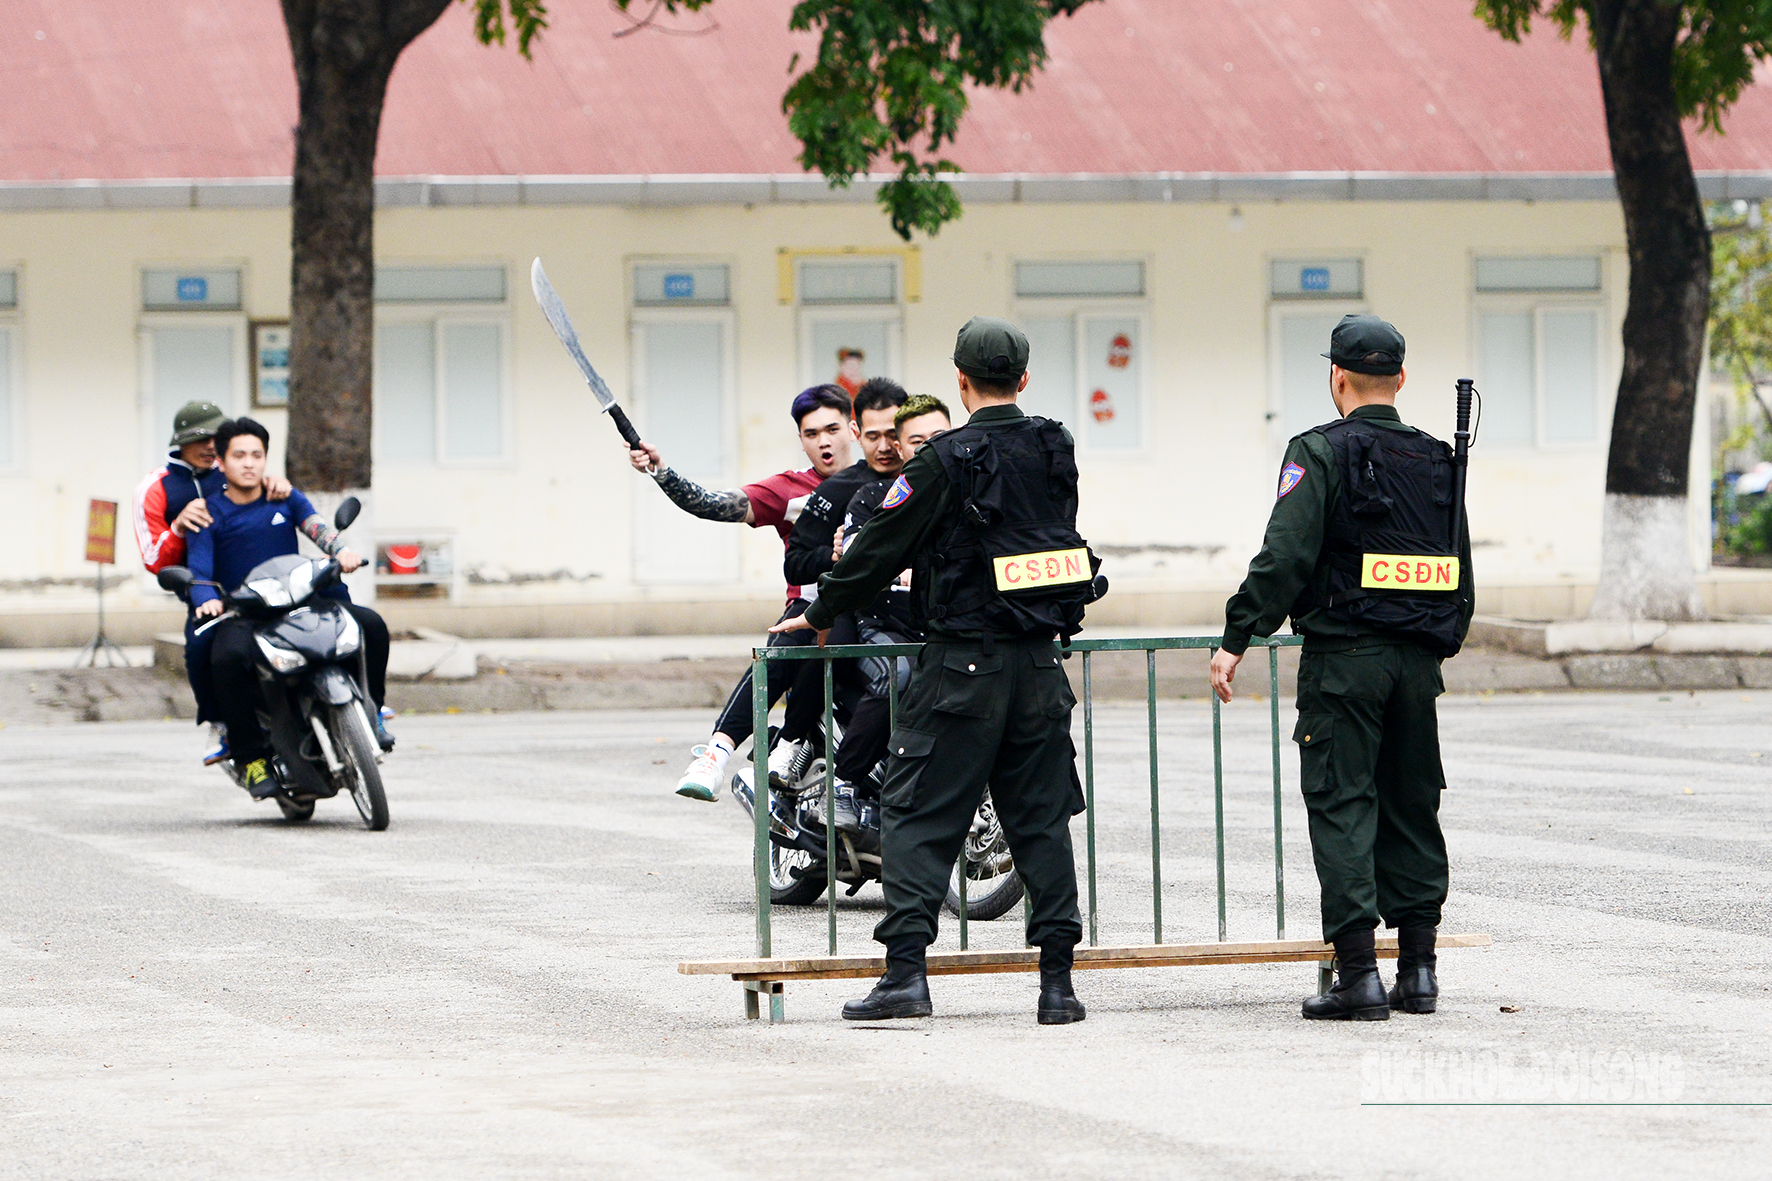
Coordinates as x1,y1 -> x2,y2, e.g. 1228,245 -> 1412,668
747,634 -> 1305,968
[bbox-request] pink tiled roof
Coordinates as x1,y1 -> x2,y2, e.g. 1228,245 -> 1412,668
2,0 -> 1770,182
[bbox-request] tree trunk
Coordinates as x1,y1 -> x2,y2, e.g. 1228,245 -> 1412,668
1588,0 -> 1711,620
280,0 -> 451,494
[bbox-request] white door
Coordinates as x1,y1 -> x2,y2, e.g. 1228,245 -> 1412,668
1271,309 -> 1354,446
631,317 -> 739,585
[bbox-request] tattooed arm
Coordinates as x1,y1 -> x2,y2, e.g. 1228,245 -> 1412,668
299,511 -> 366,573
649,467 -> 752,524
299,514 -> 343,555
629,441 -> 754,524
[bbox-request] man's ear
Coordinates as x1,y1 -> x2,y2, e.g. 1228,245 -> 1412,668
1016,371 -> 1030,394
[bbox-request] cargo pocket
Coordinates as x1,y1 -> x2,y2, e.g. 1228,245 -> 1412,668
1033,649 -> 1076,719
1292,714 -> 1336,795
882,727 -> 937,809
933,651 -> 1003,719
1320,649 -> 1386,701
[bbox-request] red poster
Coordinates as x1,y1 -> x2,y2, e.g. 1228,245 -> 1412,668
85,499 -> 118,565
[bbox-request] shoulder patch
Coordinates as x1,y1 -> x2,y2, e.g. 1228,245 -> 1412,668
1277,463 -> 1305,499
880,474 -> 913,510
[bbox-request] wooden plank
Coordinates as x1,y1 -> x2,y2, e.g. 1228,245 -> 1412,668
679,933 -> 1493,980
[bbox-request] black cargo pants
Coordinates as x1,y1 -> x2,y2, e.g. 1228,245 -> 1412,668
1293,641 -> 1450,942
874,635 -> 1085,951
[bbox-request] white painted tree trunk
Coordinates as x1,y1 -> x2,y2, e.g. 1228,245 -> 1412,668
303,488 -> 376,606
1589,493 -> 1702,620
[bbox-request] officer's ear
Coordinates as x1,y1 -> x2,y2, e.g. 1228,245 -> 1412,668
1016,371 -> 1030,394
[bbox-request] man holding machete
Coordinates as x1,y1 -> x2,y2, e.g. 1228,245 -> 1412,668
528,260 -> 853,801
628,385 -> 857,800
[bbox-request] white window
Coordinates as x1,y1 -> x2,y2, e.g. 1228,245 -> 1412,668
143,267 -> 242,311
372,267 -> 509,465
1475,257 -> 1605,448
1015,260 -> 1144,300
0,324 -> 16,471
1015,260 -> 1147,450
631,262 -> 738,585
0,271 -> 17,470
1270,258 -> 1363,301
797,258 -> 902,392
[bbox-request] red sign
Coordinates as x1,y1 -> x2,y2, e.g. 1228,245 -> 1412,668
1090,388 -> 1115,424
1107,333 -> 1133,369
85,499 -> 118,565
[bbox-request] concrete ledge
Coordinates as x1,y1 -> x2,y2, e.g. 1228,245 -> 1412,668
1469,615 -> 1772,656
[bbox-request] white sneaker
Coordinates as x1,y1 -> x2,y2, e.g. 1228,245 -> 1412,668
768,738 -> 809,792
676,744 -> 728,802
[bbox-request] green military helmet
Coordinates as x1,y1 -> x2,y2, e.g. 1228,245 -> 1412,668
169,400 -> 229,446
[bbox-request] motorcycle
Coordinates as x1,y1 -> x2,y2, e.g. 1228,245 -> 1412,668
157,497 -> 390,830
731,728 -> 1024,921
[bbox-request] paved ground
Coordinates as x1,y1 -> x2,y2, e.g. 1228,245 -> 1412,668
1,692 -> 1768,1178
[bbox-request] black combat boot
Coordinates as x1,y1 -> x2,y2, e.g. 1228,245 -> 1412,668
1036,943 -> 1086,1025
1388,926 -> 1439,1014
842,938 -> 932,1021
1302,929 -> 1390,1021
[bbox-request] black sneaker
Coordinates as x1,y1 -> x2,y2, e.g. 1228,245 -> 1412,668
239,758 -> 280,800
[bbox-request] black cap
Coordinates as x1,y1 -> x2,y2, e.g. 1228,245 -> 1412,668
1322,314 -> 1405,376
952,316 -> 1029,381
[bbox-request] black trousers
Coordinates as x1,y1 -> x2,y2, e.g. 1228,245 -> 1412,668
874,636 -> 1084,951
210,603 -> 390,766
833,616 -> 914,787
1293,642 -> 1450,942
710,602 -> 864,748
184,613 -> 218,725
711,600 -> 816,746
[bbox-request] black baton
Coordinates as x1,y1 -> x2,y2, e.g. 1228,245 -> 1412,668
1451,378 -> 1473,554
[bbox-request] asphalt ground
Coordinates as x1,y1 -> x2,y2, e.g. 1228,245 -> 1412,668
1,692 -> 1768,1178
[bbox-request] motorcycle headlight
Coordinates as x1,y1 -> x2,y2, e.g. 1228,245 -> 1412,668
287,561 -> 317,604
246,577 -> 292,608
335,610 -> 361,656
255,633 -> 307,674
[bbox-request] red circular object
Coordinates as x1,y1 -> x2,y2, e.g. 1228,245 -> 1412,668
386,544 -> 422,575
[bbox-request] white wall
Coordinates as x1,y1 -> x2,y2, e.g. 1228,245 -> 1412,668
0,195 -> 1642,621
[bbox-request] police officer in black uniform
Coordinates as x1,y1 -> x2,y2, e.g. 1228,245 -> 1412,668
772,317 -> 1099,1025
1209,315 -> 1473,1021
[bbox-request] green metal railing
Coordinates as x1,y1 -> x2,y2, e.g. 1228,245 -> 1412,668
748,635 -> 1303,973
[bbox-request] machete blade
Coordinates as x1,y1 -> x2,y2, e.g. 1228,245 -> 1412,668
530,257 -> 618,413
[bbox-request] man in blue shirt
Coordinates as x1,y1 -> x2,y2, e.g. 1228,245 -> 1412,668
190,418 -> 393,799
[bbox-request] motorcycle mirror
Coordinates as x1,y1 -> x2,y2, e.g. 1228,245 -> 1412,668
157,566 -> 194,594
333,496 -> 361,532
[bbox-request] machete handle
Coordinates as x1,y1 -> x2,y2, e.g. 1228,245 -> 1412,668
608,404 -> 643,450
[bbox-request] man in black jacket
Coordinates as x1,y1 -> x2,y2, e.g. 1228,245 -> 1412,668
771,379 -> 909,793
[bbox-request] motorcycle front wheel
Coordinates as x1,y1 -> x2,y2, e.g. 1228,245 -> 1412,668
329,701 -> 389,831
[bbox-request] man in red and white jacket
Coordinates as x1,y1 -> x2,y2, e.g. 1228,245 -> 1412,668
133,400 -> 289,760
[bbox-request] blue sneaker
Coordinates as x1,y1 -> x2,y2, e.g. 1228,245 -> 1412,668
203,726 -> 230,766
374,706 -> 396,753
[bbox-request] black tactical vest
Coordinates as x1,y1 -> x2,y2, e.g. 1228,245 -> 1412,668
920,415 -> 1101,640
1293,416 -> 1465,657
